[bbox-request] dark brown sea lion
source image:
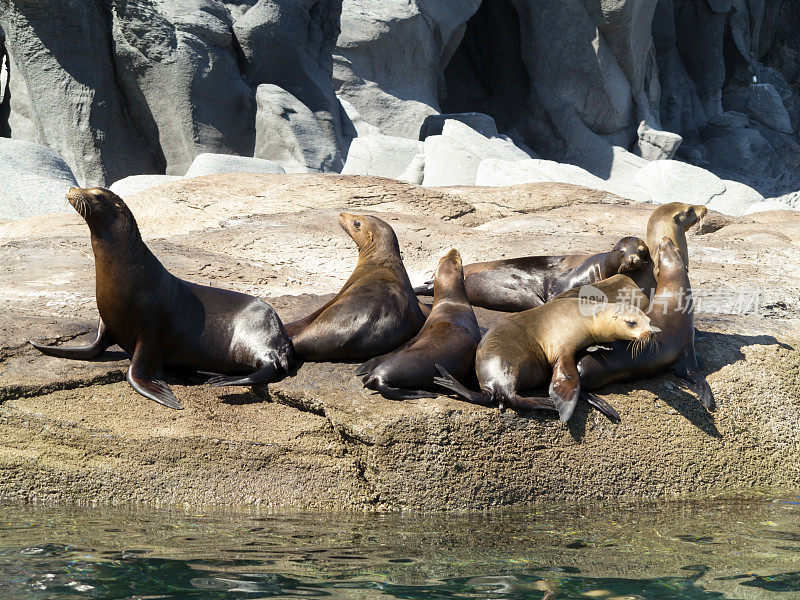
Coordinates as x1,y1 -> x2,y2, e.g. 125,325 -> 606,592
576,237 -> 715,410
356,248 -> 481,400
286,213 -> 426,361
413,236 -> 649,312
30,187 -> 294,410
434,298 -> 659,422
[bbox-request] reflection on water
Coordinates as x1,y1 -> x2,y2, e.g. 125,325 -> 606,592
1,499 -> 800,599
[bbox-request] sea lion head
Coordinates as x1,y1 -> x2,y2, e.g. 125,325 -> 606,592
612,236 -> 649,274
338,213 -> 400,255
654,236 -> 687,279
589,302 -> 660,344
672,202 -> 707,230
434,248 -> 463,281
67,187 -> 137,239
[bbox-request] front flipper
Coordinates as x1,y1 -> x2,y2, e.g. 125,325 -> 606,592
507,394 -> 557,413
549,356 -> 580,423
672,344 -> 715,411
30,319 -> 112,360
580,391 -> 621,423
127,340 -> 183,410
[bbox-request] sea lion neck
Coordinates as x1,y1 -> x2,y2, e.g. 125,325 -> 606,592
432,265 -> 469,306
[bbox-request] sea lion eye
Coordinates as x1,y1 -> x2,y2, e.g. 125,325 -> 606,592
625,320 -> 637,328
353,219 -> 361,228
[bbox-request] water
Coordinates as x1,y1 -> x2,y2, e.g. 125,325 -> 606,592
1,499 -> 800,599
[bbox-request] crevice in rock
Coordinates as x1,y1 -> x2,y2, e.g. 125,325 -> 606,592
268,389 -> 326,417
0,32 -> 10,138
438,0 -> 530,141
0,370 -> 126,403
100,1 -> 167,174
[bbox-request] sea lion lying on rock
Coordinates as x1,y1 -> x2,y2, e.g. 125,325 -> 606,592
357,248 -> 480,400
414,236 -> 650,312
286,213 -> 426,361
31,187 -> 294,410
577,237 -> 715,411
434,298 -> 660,422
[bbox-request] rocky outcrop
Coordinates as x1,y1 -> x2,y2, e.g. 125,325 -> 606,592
0,138 -> 77,219
1,174 -> 799,508
0,0 -> 344,185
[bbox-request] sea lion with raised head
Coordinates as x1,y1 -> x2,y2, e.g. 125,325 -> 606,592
31,187 -> 294,410
356,248 -> 481,400
577,237 -> 715,410
413,236 -> 649,312
434,298 -> 660,422
286,213 -> 426,361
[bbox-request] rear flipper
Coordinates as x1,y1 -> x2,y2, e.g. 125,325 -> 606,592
206,360 -> 287,387
355,357 -> 381,377
364,375 -> 438,401
433,363 -> 493,406
30,319 -> 112,360
413,280 -> 434,296
550,356 -> 580,423
507,394 -> 557,413
579,391 -> 621,423
672,345 -> 715,411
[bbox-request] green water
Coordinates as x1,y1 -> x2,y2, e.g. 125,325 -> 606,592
1,499 -> 800,599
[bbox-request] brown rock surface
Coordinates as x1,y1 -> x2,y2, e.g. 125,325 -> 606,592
0,174 -> 799,509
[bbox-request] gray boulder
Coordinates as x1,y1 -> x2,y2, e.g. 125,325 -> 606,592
397,153 -> 425,185
746,83 -> 793,134
109,175 -> 184,199
234,0 -> 345,154
706,180 -> 765,217
633,160 -> 726,206
254,84 -> 343,173
341,134 -> 423,179
636,122 -> 682,160
0,1 -> 157,185
475,158 -> 608,190
334,0 -> 481,138
0,139 -> 77,219
184,153 -> 285,178
110,0 -> 256,176
745,200 -> 800,215
419,113 -> 498,140
422,119 -> 529,187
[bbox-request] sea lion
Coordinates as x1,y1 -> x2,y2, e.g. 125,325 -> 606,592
576,237 -> 715,410
555,274 -> 650,311
356,248 -> 481,400
413,236 -> 649,312
434,298 -> 659,422
286,213 -> 426,361
31,187 -> 294,410
646,202 -> 707,268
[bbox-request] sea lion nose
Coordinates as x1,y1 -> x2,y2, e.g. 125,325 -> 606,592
650,326 -> 662,333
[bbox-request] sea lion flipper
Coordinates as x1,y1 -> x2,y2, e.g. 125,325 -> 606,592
672,347 -> 716,411
355,357 -> 381,376
30,318 -> 112,360
433,364 -> 493,406
127,342 -> 184,410
579,391 -> 621,423
413,280 -> 434,296
206,360 -> 286,387
549,357 -> 580,423
371,380 -> 437,401
126,369 -> 183,410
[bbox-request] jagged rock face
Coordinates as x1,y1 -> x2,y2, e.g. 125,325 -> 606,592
0,0 -> 344,185
0,0 -> 159,186
110,0 -> 257,176
334,0 -> 800,197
